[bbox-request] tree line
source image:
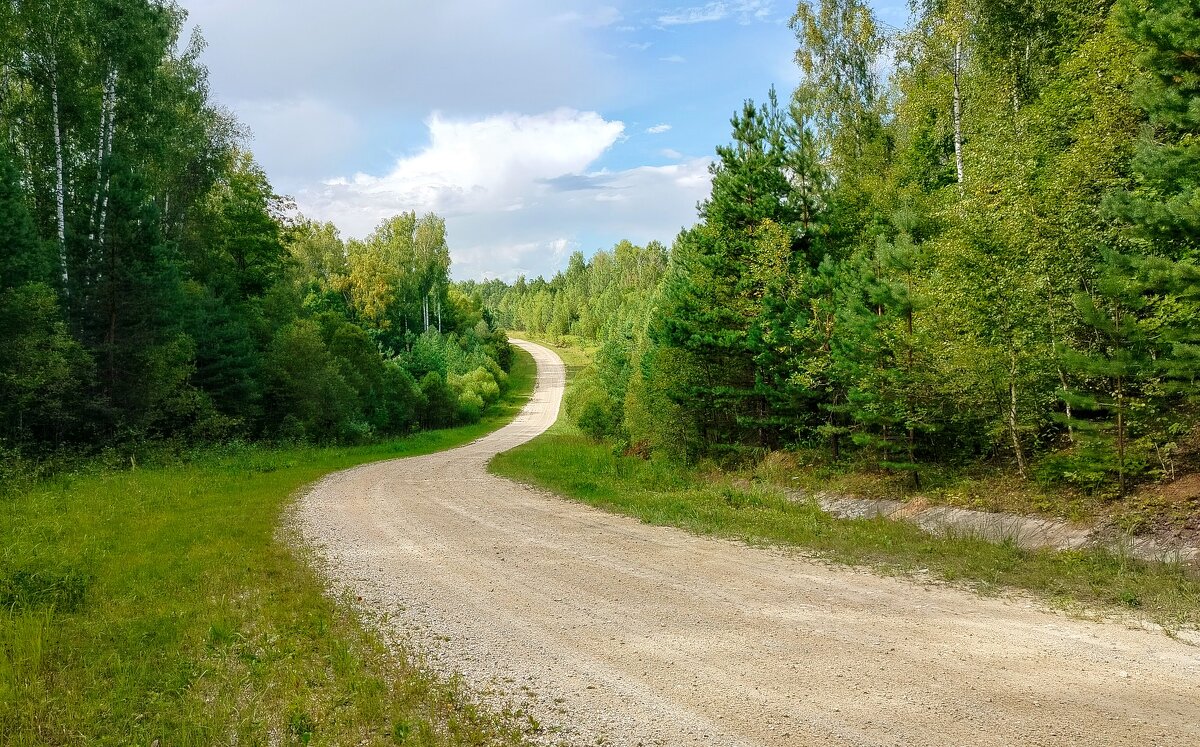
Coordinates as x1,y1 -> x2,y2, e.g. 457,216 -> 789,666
0,0 -> 513,458
481,0 -> 1199,496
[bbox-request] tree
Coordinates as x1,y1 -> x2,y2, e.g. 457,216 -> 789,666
0,283 -> 92,446
0,144 -> 51,289
1110,0 -> 1200,262
1060,252 -> 1161,495
654,90 -> 826,454
791,0 -> 886,166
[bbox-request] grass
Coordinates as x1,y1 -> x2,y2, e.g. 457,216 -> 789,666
490,342 -> 1200,628
0,347 -> 537,746
768,451 -> 1106,523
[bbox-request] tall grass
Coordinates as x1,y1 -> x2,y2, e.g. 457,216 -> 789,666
0,349 -> 537,745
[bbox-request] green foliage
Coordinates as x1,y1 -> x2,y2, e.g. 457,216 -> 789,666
0,350 -> 536,743
266,320 -> 360,442
480,0 -> 1198,500
419,372 -> 458,430
1111,0 -> 1200,260
0,145 -> 51,290
0,283 -> 92,446
0,2 -> 511,456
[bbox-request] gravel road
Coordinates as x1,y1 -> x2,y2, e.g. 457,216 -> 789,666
297,339 -> 1199,746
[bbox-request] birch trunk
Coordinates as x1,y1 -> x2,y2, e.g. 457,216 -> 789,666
51,58 -> 67,288
952,37 -> 965,187
1047,285 -> 1074,443
90,69 -> 116,242
97,73 -> 116,243
1008,350 -> 1027,478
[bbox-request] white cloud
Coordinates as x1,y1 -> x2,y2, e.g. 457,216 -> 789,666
658,3 -> 728,25
185,1 -> 622,124
555,6 -> 623,27
661,148 -> 684,159
660,55 -> 687,64
233,97 -> 362,182
657,1 -> 772,26
327,109 -> 624,216
736,1 -> 773,23
298,110 -> 712,280
646,123 -> 672,134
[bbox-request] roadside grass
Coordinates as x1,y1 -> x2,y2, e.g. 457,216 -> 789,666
0,348 -> 537,746
489,345 -> 1200,628
764,451 -> 1105,523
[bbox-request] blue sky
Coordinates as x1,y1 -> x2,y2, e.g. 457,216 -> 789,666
185,1 -> 908,280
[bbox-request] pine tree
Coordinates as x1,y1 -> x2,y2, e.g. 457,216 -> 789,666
1061,251 -> 1160,495
654,91 -> 825,454
1111,0 -> 1200,261
0,145 -> 52,290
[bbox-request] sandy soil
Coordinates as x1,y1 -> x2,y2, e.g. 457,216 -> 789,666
297,339 -> 1199,747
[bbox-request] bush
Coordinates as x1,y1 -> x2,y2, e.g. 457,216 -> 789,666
565,378 -> 623,442
375,363 -> 424,435
418,372 -> 457,429
265,320 -> 358,441
457,390 -> 484,423
0,283 -> 92,446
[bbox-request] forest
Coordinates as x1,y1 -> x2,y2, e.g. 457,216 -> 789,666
0,0 -> 514,465
477,0 -> 1200,497
1,0 -> 1197,499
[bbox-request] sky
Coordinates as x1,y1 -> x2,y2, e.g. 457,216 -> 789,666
184,1 -> 908,281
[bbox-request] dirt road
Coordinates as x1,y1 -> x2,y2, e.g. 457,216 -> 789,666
297,339 -> 1199,746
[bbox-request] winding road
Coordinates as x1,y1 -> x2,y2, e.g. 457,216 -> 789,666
298,339 -> 1199,746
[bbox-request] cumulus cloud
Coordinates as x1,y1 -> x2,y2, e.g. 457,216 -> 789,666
646,123 -> 672,134
299,110 -> 711,280
314,110 -> 624,219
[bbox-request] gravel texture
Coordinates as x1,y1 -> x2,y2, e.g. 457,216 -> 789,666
297,339 -> 1200,746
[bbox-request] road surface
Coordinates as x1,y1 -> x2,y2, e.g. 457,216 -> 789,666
297,339 -> 1199,746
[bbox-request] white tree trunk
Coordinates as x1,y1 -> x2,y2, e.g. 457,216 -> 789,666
51,59 -> 67,287
1008,351 -> 1027,478
97,72 -> 117,242
952,37 -> 965,187
90,69 -> 114,241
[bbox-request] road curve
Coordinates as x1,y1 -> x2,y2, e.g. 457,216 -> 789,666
298,339 -> 1199,747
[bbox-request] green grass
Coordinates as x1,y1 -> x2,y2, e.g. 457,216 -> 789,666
490,349 -> 1200,628
0,348 -> 537,746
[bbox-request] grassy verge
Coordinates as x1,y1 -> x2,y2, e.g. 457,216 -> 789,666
762,450 -> 1200,535
490,343 -> 1200,628
0,348 -> 537,746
